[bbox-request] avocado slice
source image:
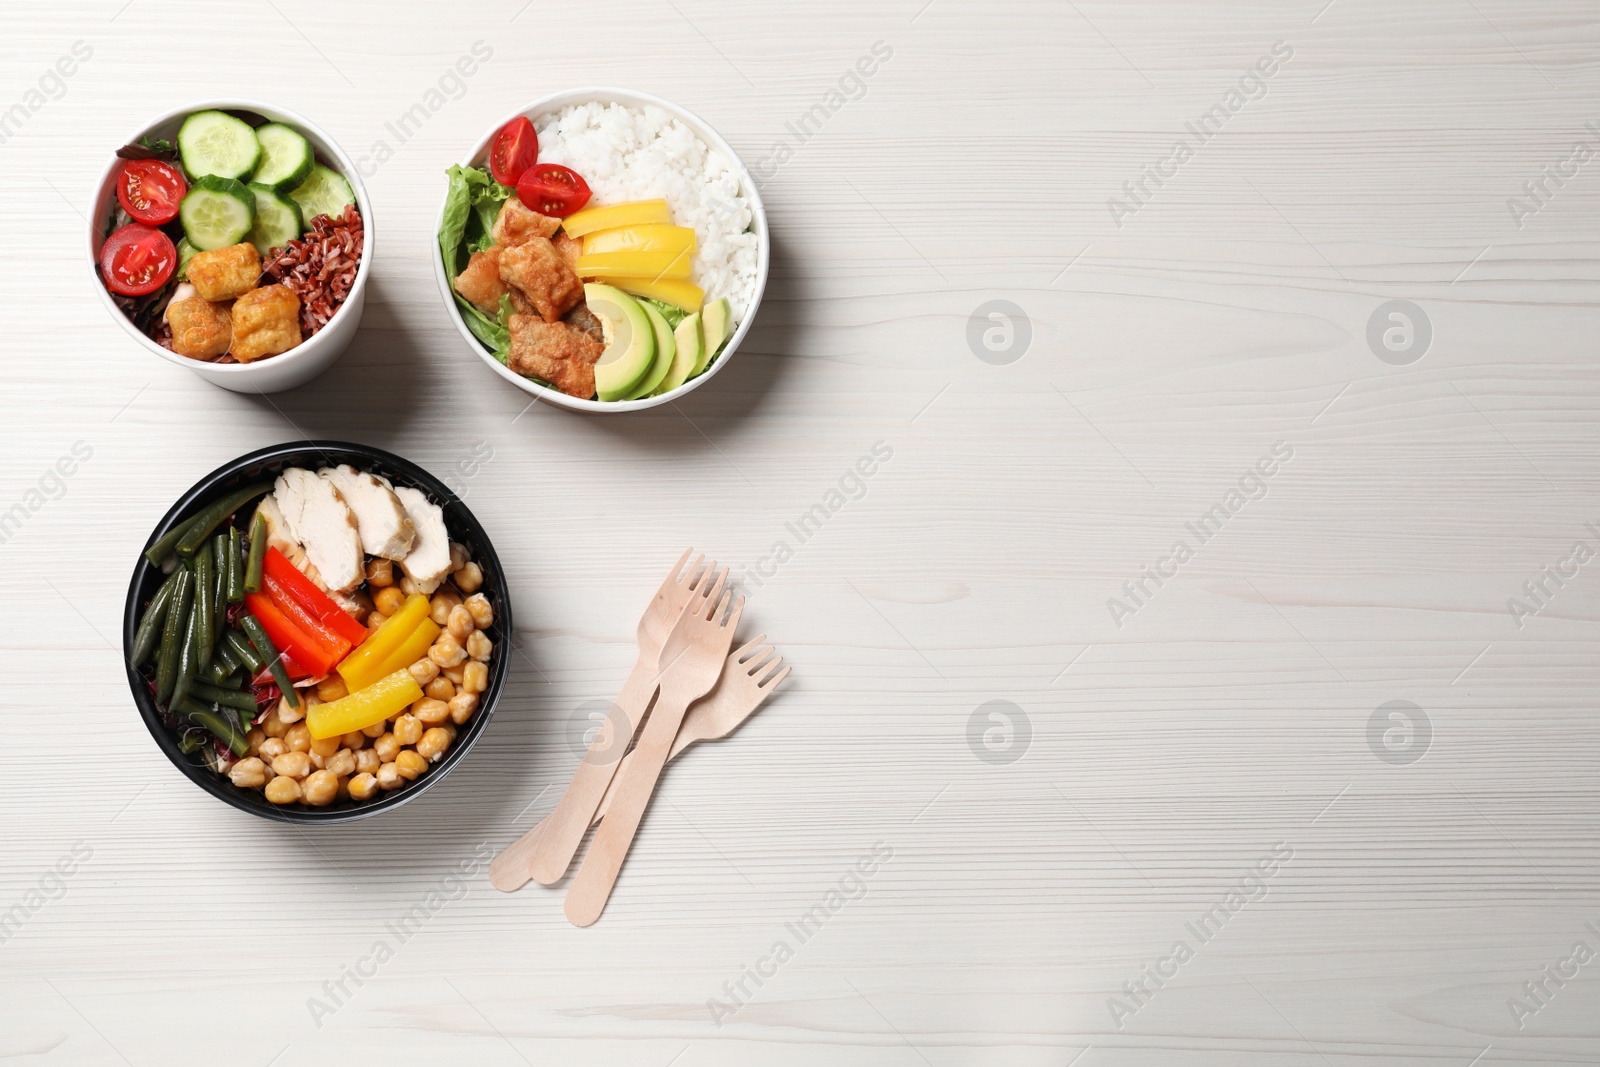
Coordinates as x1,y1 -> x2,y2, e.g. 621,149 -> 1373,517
653,312 -> 702,396
586,283 -> 656,401
694,298 -> 731,377
626,302 -> 677,399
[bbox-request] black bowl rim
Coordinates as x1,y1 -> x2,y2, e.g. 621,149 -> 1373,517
122,440 -> 513,824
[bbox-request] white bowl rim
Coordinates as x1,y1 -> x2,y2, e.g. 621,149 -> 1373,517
87,98 -> 375,377
431,86 -> 770,413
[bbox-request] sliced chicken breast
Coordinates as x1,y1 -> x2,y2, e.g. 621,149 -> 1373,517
320,465 -> 415,560
272,468 -> 364,592
393,485 -> 452,594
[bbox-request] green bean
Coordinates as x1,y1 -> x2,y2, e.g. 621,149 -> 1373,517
240,612 -> 298,707
175,481 -> 273,558
132,569 -> 183,667
176,698 -> 249,756
172,593 -> 201,710
177,730 -> 207,755
189,679 -> 259,713
213,671 -> 243,690
226,526 -> 245,603
214,636 -> 241,676
155,569 -> 193,705
143,522 -> 192,569
204,656 -> 234,685
211,532 -> 228,648
194,542 -> 215,672
243,513 -> 267,594
224,628 -> 263,672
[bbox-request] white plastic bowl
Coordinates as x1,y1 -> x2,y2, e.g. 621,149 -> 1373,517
433,88 -> 769,414
88,100 -> 374,395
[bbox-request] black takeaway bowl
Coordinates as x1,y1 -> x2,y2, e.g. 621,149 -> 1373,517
122,441 -> 512,823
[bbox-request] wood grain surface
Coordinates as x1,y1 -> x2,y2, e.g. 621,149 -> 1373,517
3,1 -> 1599,1063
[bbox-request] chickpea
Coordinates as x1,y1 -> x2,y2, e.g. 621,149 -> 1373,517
362,719 -> 389,738
449,543 -> 470,573
277,696 -> 304,724
365,558 -> 394,587
373,732 -> 401,762
447,604 -> 476,641
409,657 -> 440,686
392,714 -> 423,746
425,676 -> 455,702
448,692 -> 478,725
367,611 -> 388,630
355,747 -> 381,774
442,664 -> 466,686
311,736 -> 341,760
229,757 -> 268,789
316,675 -> 349,703
272,750 -> 312,779
263,714 -> 289,739
414,697 -> 451,724
245,727 -> 267,757
395,750 -> 428,780
264,776 -> 302,804
416,727 -> 454,761
259,737 -> 289,762
455,561 -> 484,594
376,762 -> 403,790
461,661 -> 489,695
285,723 -> 312,753
429,589 -> 462,627
464,593 -> 493,629
374,585 -> 407,616
348,772 -> 379,801
430,634 -> 467,668
301,769 -> 339,806
399,574 -> 419,596
467,631 -> 492,662
326,748 -> 357,777
341,731 -> 367,751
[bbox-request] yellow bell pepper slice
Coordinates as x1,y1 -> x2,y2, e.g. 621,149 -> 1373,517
308,669 -> 424,740
338,593 -> 431,692
581,225 -> 697,256
369,618 -> 440,685
561,199 -> 671,238
576,250 -> 693,280
606,276 -> 705,312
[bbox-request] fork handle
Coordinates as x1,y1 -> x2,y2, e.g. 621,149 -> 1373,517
513,655 -> 657,888
564,684 -> 696,927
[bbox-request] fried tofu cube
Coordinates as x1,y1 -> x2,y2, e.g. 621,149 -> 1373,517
188,242 -> 262,302
166,296 -> 233,360
552,231 -> 583,273
493,198 -> 561,245
453,247 -> 511,315
562,302 -> 604,343
230,284 -> 302,363
498,238 -> 584,323
507,313 -> 604,399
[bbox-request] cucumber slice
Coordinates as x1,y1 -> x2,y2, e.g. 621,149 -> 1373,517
178,110 -> 261,181
251,123 -> 313,192
175,237 -> 200,280
180,175 -> 256,251
245,185 -> 304,254
288,164 -> 354,226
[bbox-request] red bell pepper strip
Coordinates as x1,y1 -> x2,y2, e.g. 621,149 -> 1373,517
243,593 -> 340,677
261,547 -> 369,646
263,573 -> 353,664
252,653 -> 307,686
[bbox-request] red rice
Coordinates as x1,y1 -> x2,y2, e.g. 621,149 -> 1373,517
262,204 -> 365,337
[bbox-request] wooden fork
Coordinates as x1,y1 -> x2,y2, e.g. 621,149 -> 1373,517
489,550 -> 726,891
565,588 -> 744,926
591,636 -> 788,822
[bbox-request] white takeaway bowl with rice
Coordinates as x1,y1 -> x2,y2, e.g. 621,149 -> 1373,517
88,100 -> 373,395
432,88 -> 768,414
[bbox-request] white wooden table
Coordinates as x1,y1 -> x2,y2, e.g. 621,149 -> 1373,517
5,2 -> 1599,1063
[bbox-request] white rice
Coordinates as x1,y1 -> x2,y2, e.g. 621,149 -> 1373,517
533,102 -> 758,327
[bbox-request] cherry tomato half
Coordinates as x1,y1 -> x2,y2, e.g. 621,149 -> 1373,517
100,223 -> 176,297
488,116 -> 539,187
516,163 -> 593,218
116,159 -> 187,225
